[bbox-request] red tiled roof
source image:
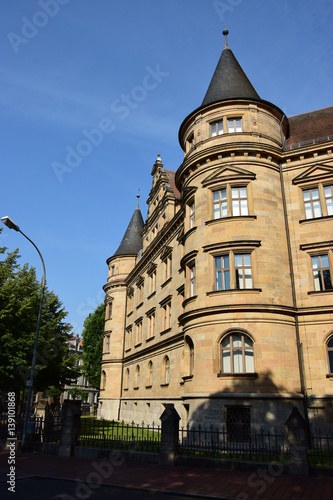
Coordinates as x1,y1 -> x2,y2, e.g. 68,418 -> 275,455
165,170 -> 181,199
286,106 -> 333,147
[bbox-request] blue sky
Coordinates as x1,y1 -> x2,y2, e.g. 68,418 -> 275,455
1,0 -> 332,334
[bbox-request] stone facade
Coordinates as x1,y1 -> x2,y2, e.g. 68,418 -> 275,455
98,33 -> 333,434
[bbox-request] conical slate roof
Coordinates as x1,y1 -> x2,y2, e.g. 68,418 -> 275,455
201,30 -> 260,107
113,202 -> 144,257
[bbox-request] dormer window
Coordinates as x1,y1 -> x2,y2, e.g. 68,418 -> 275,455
211,121 -> 223,137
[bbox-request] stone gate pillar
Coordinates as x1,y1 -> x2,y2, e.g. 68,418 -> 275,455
285,407 -> 309,476
58,400 -> 82,457
160,404 -> 181,465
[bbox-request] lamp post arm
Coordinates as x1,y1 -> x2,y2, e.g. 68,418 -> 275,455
19,229 -> 46,288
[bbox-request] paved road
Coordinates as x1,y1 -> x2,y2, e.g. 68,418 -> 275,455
0,477 -> 213,500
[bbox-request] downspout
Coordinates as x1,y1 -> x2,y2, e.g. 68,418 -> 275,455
118,284 -> 128,421
279,115 -> 310,436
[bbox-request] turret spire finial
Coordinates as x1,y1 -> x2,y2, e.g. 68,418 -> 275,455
222,28 -> 229,48
136,189 -> 140,208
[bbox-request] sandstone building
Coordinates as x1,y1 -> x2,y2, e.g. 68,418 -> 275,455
98,31 -> 333,435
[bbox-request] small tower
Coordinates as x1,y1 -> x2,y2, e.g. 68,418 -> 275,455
99,196 -> 144,420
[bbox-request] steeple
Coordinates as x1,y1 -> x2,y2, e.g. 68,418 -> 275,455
201,29 -> 260,107
112,196 -> 144,257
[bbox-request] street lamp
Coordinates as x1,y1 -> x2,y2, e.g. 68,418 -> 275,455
1,216 -> 46,451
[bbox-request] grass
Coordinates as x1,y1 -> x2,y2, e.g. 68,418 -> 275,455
78,417 -> 161,451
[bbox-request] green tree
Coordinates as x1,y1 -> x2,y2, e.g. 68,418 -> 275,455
0,236 -> 80,411
82,303 -> 105,389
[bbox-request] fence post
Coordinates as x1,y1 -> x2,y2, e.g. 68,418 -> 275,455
285,407 -> 309,476
159,404 -> 180,465
58,400 -> 82,457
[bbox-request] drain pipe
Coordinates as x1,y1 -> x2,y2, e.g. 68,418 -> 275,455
118,287 -> 128,421
279,115 -> 310,439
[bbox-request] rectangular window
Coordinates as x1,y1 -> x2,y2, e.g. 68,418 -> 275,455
190,264 -> 196,297
227,407 -> 251,442
213,186 -> 248,218
125,327 -> 132,350
147,312 -> 155,339
303,188 -> 322,219
215,255 -> 230,290
149,270 -> 156,295
231,187 -> 248,216
136,320 -> 142,345
127,293 -> 133,314
108,301 -> 113,319
312,255 -> 332,291
105,335 -> 110,353
163,301 -> 171,330
163,254 -> 172,281
228,118 -> 242,133
235,254 -> 252,289
213,189 -> 227,219
211,120 -> 223,137
324,185 -> 333,216
137,283 -> 144,305
189,200 -> 195,229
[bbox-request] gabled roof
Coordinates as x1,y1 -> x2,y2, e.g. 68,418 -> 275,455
112,203 -> 144,257
201,30 -> 260,107
286,106 -> 333,148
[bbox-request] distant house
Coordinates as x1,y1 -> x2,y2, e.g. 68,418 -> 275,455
99,30 -> 333,434
62,334 -> 99,413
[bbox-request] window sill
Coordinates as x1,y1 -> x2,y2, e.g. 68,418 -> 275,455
136,302 -> 143,310
127,310 -> 133,318
207,288 -> 261,296
134,342 -> 142,348
145,385 -> 152,389
308,290 -> 333,295
147,291 -> 156,300
206,216 -> 257,226
218,372 -> 258,379
146,336 -> 155,342
182,375 -> 193,381
326,374 -> 333,379
183,295 -> 197,307
123,388 -> 128,391
160,383 -> 169,387
160,327 -> 172,336
299,215 -> 333,224
125,348 -> 132,353
133,387 -> 139,391
161,277 -> 172,288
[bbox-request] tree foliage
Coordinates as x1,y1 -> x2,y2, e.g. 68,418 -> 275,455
82,303 -> 105,389
0,235 -> 80,407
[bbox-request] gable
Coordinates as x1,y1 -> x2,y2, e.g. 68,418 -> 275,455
292,163 -> 333,185
202,165 -> 256,187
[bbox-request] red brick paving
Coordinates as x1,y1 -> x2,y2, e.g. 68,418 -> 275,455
0,451 -> 333,499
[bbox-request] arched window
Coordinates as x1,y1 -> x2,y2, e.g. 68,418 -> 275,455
124,368 -> 130,390
101,370 -> 106,390
184,336 -> 194,376
147,361 -> 153,387
164,356 -> 170,385
221,333 -> 254,374
327,337 -> 333,373
135,365 -> 140,388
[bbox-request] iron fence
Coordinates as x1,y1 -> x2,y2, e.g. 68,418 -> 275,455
179,424 -> 289,463
0,412 -> 62,444
78,418 -> 161,452
308,431 -> 333,468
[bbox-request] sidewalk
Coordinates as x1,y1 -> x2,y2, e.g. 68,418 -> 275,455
1,451 -> 333,499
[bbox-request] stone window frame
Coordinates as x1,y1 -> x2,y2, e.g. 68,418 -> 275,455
300,241 -> 333,294
217,329 -> 257,378
203,240 -> 261,293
